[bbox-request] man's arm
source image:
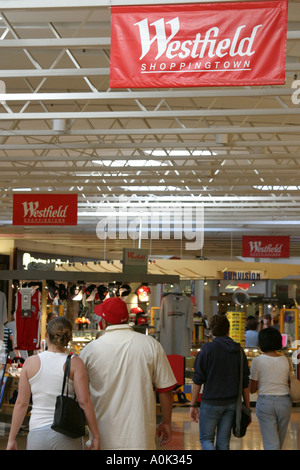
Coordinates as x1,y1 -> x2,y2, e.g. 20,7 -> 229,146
156,389 -> 174,446
189,383 -> 201,423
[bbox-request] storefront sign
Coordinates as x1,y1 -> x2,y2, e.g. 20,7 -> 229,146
242,236 -> 290,258
122,248 -> 148,275
13,194 -> 78,226
220,279 -> 266,294
222,271 -> 262,281
224,283 -> 251,291
110,0 -> 288,88
21,287 -> 32,317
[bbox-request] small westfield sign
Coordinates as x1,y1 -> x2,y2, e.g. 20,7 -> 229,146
242,236 -> 290,258
13,194 -> 78,226
110,0 -> 288,88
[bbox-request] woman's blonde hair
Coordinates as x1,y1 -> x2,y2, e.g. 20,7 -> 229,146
46,316 -> 73,348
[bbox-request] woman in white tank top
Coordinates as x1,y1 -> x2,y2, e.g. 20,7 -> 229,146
250,327 -> 292,450
6,317 -> 100,450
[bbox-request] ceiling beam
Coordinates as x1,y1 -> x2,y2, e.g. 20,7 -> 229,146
5,194 -> 300,203
0,38 -> 110,48
0,68 -> 108,78
0,140 -> 300,150
0,33 -> 298,48
0,89 -> 295,101
0,63 -> 298,79
0,109 -> 299,121
1,187 -> 299,197
0,126 -> 299,137
2,164 -> 300,172
1,152 -> 299,162
0,0 -> 294,9
2,174 -> 300,183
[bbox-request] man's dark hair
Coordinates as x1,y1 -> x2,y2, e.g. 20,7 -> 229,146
210,314 -> 230,337
247,316 -> 258,331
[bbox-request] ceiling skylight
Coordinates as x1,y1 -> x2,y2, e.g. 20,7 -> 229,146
144,150 -> 217,156
121,186 -> 182,191
92,159 -> 167,167
254,185 -> 300,191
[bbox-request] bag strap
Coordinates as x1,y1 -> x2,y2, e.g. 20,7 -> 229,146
62,353 -> 73,397
286,355 -> 295,380
235,347 -> 244,433
238,347 -> 243,401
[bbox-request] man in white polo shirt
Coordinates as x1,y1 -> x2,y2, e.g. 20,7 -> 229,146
79,296 -> 176,450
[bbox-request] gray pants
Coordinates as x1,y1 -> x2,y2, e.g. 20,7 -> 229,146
256,395 -> 292,450
27,425 -> 84,450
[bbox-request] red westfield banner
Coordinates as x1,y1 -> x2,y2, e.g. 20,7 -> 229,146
13,194 -> 78,226
110,0 -> 288,88
242,236 -> 290,258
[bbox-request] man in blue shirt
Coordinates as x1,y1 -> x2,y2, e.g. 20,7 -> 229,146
190,314 -> 250,450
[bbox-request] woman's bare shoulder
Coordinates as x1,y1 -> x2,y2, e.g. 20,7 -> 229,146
23,354 -> 40,366
69,354 -> 86,380
23,354 -> 41,378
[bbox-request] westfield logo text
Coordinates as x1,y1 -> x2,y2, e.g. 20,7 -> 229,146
21,201 -> 69,219
135,17 -> 262,61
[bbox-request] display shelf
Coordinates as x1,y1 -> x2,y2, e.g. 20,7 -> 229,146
227,311 -> 246,347
280,308 -> 299,345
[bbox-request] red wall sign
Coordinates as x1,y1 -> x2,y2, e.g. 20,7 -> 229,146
110,0 -> 288,88
13,194 -> 78,226
242,236 -> 290,258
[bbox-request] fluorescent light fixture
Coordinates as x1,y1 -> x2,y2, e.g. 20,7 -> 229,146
12,188 -> 32,192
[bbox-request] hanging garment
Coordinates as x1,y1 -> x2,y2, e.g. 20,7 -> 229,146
159,294 -> 194,356
15,288 -> 42,350
0,291 -> 8,341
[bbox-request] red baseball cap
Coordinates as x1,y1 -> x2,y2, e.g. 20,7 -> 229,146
94,297 -> 129,324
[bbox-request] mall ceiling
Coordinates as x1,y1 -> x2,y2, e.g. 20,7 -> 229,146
0,0 -> 300,261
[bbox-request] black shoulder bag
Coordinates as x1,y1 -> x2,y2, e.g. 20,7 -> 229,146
232,348 -> 252,438
51,353 -> 86,438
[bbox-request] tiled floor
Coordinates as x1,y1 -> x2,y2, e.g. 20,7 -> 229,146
1,405 -> 300,451
164,405 -> 300,451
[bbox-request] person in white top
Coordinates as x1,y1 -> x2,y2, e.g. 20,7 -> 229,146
250,327 -> 292,450
6,316 -> 100,451
80,296 -> 177,450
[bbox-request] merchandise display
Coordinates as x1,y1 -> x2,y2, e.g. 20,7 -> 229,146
227,311 -> 246,347
280,308 -> 299,344
0,290 -> 8,342
159,293 -> 194,356
15,287 -> 42,351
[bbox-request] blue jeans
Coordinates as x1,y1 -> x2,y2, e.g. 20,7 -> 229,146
199,402 -> 236,450
256,395 -> 291,450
